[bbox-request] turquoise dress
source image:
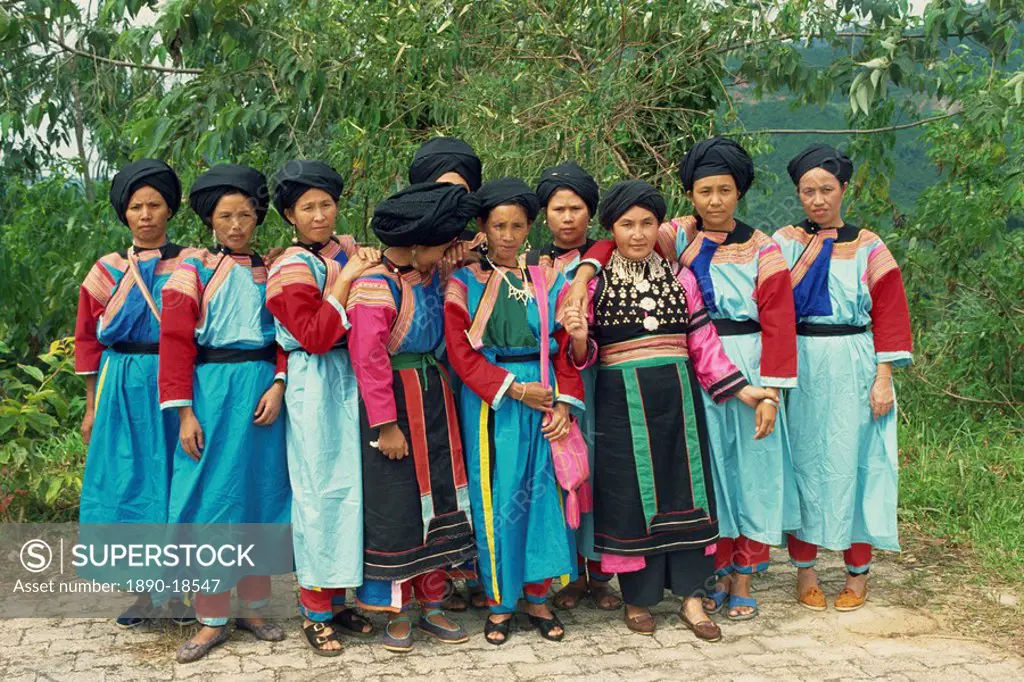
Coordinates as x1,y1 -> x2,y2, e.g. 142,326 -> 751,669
266,237 -> 364,590
444,262 -> 584,612
773,222 -> 913,552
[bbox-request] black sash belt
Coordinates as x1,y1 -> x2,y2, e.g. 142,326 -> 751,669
796,323 -> 869,337
713,319 -> 762,336
494,353 -> 541,363
111,342 -> 159,355
196,345 -> 277,364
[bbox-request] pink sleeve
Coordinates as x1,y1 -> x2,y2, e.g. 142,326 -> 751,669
345,280 -> 399,428
678,267 -> 748,403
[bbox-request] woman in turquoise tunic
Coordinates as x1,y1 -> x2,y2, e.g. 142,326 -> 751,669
265,161 -> 380,655
773,144 -> 912,612
74,159 -> 188,627
159,164 -> 291,662
444,178 -> 586,645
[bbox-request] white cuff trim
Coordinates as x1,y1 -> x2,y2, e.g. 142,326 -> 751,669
761,376 -> 798,389
490,372 -> 516,410
326,294 -> 352,329
160,399 -> 192,411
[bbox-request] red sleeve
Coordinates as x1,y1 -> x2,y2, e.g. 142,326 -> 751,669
74,261 -> 116,374
552,326 -> 585,404
346,279 -> 399,428
443,278 -> 515,408
266,259 -> 349,355
158,288 -> 200,407
755,243 -> 798,385
580,228 -> 673,273
275,346 -> 288,379
870,269 -> 913,357
580,240 -> 616,269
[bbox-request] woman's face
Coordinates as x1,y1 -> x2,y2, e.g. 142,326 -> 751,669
545,188 -> 590,248
411,241 -> 452,273
798,167 -> 846,226
210,193 -> 258,252
479,204 -> 530,265
612,206 -> 659,260
435,171 -> 469,190
285,188 -> 337,244
687,174 -> 738,229
125,186 -> 172,246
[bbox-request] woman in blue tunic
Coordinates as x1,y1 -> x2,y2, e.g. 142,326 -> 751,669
159,164 -> 291,662
74,159 -> 189,627
773,145 -> 912,612
444,178 -> 586,645
265,161 -> 380,656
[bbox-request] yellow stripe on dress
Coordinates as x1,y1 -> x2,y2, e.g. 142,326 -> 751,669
478,400 -> 501,604
94,357 -> 110,413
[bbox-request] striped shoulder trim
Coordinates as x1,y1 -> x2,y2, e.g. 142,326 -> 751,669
347,277 -> 397,310
756,237 -> 790,283
444,276 -> 470,315
773,225 -> 809,245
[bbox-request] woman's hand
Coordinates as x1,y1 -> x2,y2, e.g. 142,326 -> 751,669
80,408 -> 95,445
513,381 -> 553,412
340,247 -> 381,283
178,407 -> 204,461
253,381 -> 285,426
564,276 -> 592,313
442,240 -> 467,270
753,400 -> 777,440
542,403 -> 572,442
735,385 -> 770,409
375,423 -> 409,460
871,374 -> 894,419
562,302 -> 588,343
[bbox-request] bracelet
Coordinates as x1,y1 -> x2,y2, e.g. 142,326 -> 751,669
760,397 -> 779,409
515,383 -> 527,401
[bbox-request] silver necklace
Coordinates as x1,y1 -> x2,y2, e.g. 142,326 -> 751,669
609,251 -> 665,331
487,257 -> 534,304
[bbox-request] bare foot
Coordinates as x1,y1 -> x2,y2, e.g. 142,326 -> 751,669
797,566 -> 820,595
682,596 -> 713,626
703,572 -> 731,611
302,618 -> 342,651
387,614 -> 411,639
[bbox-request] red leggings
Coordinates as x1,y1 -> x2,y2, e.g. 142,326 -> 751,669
195,575 -> 271,626
577,554 -> 612,581
715,536 -> 771,575
487,578 -> 552,613
787,535 -> 872,574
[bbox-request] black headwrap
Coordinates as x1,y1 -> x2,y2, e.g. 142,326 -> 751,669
371,182 -> 481,247
408,137 -> 482,191
598,180 -> 667,229
189,164 -> 270,226
678,137 -> 755,197
109,159 -> 182,226
272,160 -> 344,221
786,144 -> 854,185
475,177 -> 540,223
535,161 -> 600,216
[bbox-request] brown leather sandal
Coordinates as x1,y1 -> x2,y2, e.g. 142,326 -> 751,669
623,608 -> 656,635
680,611 -> 722,643
552,581 -> 588,610
589,581 -> 623,611
797,584 -> 828,611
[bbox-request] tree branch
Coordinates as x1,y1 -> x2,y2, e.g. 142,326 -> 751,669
734,111 -> 962,136
48,38 -> 204,75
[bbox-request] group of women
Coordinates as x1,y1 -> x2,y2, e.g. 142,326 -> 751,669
75,135 -> 912,663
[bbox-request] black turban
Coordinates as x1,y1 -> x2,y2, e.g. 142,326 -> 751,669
598,180 -> 667,229
475,177 -> 540,223
408,137 -> 482,192
109,159 -> 182,226
371,182 -> 480,247
679,137 -> 755,197
787,144 -> 854,185
189,164 -> 270,225
273,160 -> 344,221
535,161 -> 599,216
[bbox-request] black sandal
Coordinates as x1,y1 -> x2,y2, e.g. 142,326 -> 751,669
331,607 -> 375,638
527,612 -> 565,642
484,614 -> 514,646
302,620 -> 344,657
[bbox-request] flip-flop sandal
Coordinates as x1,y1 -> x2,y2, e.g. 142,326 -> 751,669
703,588 -> 729,615
527,612 -> 565,642
417,608 -> 468,644
552,582 -> 588,610
484,614 -> 514,646
381,614 -> 414,653
301,620 -> 344,657
726,595 -> 758,621
175,625 -> 231,664
331,607 -> 375,638
589,581 -> 624,611
623,608 -> 656,635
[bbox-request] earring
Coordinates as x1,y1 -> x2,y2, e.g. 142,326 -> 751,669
291,226 -> 298,245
